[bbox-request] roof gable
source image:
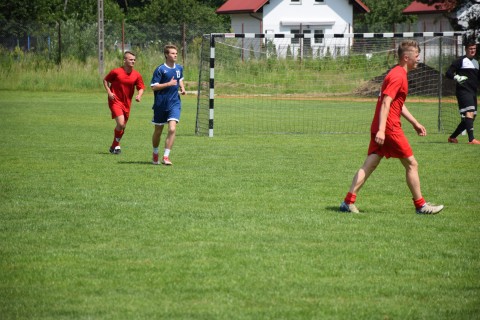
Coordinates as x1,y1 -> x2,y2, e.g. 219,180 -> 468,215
216,0 -> 269,14
217,0 -> 370,14
403,1 -> 453,14
350,0 -> 370,13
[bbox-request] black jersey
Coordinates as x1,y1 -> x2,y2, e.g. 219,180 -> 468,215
446,55 -> 479,97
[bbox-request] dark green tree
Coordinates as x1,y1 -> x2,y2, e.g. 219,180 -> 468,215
354,0 -> 416,32
128,0 -> 228,28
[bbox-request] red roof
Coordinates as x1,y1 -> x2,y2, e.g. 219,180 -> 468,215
350,0 -> 370,13
403,1 -> 453,14
216,0 -> 269,14
217,0 -> 369,14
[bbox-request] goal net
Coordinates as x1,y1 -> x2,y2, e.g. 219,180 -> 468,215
195,32 -> 464,137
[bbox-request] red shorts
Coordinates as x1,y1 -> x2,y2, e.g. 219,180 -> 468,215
368,132 -> 413,159
109,101 -> 130,122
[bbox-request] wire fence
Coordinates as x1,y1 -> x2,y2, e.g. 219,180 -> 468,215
0,21 -> 223,63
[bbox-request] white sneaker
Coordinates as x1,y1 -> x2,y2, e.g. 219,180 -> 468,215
416,202 -> 444,215
339,201 -> 360,213
109,146 -> 121,154
161,156 -> 172,165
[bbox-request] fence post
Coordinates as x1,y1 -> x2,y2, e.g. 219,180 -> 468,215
97,0 -> 105,75
438,36 -> 443,133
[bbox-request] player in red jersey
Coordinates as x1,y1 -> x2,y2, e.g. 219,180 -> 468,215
103,51 -> 145,154
340,40 -> 444,215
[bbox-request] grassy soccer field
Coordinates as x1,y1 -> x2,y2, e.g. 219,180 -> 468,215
0,91 -> 479,319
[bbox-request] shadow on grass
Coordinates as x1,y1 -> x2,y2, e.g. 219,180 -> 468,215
418,141 -> 455,144
326,206 -> 342,213
117,160 -> 153,165
326,205 -> 369,215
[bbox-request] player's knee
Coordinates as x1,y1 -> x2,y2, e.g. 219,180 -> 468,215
408,158 -> 419,171
168,127 -> 176,135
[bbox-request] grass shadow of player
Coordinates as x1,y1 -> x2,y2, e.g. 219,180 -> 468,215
117,160 -> 153,165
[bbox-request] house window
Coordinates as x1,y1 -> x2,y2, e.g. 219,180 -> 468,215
314,29 -> 324,44
291,29 -> 300,44
291,0 -> 301,4
303,30 -> 311,48
291,29 -> 312,46
314,0 -> 325,3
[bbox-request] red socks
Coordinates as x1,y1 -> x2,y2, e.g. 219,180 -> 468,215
111,129 -> 124,148
413,197 -> 426,210
345,193 -> 426,209
344,192 -> 356,204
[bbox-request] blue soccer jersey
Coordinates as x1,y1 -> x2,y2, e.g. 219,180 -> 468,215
150,63 -> 184,124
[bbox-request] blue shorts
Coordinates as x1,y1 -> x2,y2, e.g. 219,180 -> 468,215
152,103 -> 181,125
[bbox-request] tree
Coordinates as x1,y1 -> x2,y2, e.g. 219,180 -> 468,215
354,0 -> 416,32
0,0 -> 124,37
129,0 -> 227,26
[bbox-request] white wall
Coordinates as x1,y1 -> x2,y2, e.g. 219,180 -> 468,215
262,0 -> 351,33
264,0 -> 353,58
230,14 -> 262,34
226,0 -> 357,59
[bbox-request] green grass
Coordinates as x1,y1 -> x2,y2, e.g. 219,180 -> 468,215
0,91 -> 479,319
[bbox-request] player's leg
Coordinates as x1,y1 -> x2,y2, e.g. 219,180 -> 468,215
161,105 -> 181,165
348,153 -> 381,195
449,96 -> 468,143
400,156 -> 443,214
400,156 -> 422,201
162,120 -> 177,165
110,114 -> 126,154
448,116 -> 465,143
453,95 -> 479,143
340,153 -> 382,213
465,111 -> 479,144
152,124 -> 164,165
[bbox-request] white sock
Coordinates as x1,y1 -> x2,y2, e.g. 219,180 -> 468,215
164,149 -> 170,157
153,147 -> 159,155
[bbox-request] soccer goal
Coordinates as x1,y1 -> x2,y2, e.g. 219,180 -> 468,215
195,32 -> 464,137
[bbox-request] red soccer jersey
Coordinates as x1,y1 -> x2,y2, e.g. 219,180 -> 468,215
104,67 -> 145,111
370,65 -> 408,135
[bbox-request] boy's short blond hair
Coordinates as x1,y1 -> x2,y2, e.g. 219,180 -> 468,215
397,40 -> 420,59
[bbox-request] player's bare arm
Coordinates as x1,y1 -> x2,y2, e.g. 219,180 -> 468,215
135,88 -> 144,102
179,79 -> 186,95
103,79 -> 115,100
375,95 -> 392,146
401,105 -> 426,136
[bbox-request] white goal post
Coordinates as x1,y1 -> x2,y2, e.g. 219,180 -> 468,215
195,32 -> 464,137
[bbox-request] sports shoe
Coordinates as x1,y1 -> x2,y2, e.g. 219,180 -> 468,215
339,201 -> 360,214
416,202 -> 444,215
468,139 -> 480,145
161,156 -> 172,165
109,146 -> 121,154
152,153 -> 159,165
447,137 -> 458,144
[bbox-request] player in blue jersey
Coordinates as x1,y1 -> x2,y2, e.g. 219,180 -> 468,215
446,39 -> 480,145
150,44 -> 186,165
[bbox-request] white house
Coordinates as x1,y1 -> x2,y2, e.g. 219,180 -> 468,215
216,0 -> 370,58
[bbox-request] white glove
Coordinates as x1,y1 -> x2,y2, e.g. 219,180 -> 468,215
454,74 -> 468,84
